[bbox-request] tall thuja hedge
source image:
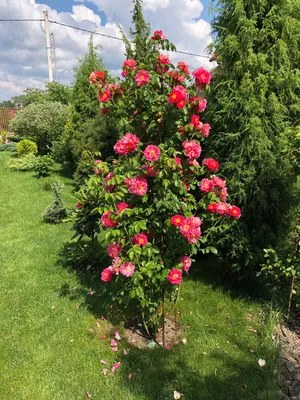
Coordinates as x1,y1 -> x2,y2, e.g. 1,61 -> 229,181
205,0 -> 300,272
65,37 -> 118,166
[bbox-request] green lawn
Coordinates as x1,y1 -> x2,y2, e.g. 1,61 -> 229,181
0,152 -> 280,400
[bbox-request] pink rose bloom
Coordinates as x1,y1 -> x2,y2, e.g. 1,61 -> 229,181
101,268 -> 113,282
157,54 -> 170,65
174,157 -> 182,167
116,202 -> 129,214
132,233 -> 148,246
199,122 -> 211,137
170,215 -> 185,227
176,99 -> 187,109
114,133 -> 140,155
188,159 -> 199,167
119,262 -> 135,277
228,205 -> 241,219
89,71 -> 105,84
192,67 -> 211,85
207,203 -> 218,213
142,164 -> 160,177
212,176 -> 226,188
177,61 -> 190,76
202,158 -> 219,171
135,70 -> 150,87
121,70 -> 128,77
123,59 -> 137,69
167,269 -> 182,285
151,30 -> 167,40
181,256 -> 192,272
107,243 -> 122,258
144,145 -> 160,162
200,178 -> 214,193
182,140 -> 201,159
101,211 -> 118,228
191,114 -> 201,128
220,187 -> 228,202
98,90 -> 111,103
125,177 -> 148,196
180,217 -> 202,243
168,85 -> 188,104
216,202 -> 230,215
190,96 -> 207,113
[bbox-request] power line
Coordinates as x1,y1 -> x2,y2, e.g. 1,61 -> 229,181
0,18 -> 211,59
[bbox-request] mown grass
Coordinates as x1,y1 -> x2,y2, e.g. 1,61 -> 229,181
0,152 -> 280,400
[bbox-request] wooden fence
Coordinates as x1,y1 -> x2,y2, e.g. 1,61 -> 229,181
0,108 -> 23,132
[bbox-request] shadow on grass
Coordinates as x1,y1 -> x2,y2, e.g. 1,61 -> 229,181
56,241 -> 279,399
115,339 -> 278,400
56,239 -> 127,325
52,162 -> 75,187
190,255 -> 275,304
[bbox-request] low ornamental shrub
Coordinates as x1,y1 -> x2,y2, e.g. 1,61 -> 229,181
70,30 -> 241,332
0,143 -> 17,152
16,139 -> 38,156
34,155 -> 53,179
40,176 -> 62,191
42,182 -> 68,224
9,102 -> 68,153
6,153 -> 36,171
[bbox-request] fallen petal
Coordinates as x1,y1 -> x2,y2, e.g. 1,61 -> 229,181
131,339 -> 136,344
114,331 -> 122,341
258,359 -> 266,367
112,362 -> 120,372
102,368 -> 108,375
111,347 -> 118,352
250,349 -> 255,353
76,304 -> 81,309
87,291 -> 94,295
123,349 -> 128,355
33,282 -> 37,285
128,373 -> 132,380
101,316 -> 106,320
101,360 -> 107,365
51,306 -> 56,310
166,345 -> 172,350
111,339 -> 118,347
96,322 -> 100,328
174,390 -> 183,399
100,335 -> 106,339
249,329 -> 257,334
86,392 -> 92,398
182,338 -> 187,345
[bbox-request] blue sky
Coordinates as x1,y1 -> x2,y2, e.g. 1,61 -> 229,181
46,0 -> 213,23
0,0 -> 214,100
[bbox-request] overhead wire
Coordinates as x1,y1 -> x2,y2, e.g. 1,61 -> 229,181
0,18 -> 211,59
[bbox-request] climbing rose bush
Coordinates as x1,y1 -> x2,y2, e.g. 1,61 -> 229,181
72,31 -> 241,327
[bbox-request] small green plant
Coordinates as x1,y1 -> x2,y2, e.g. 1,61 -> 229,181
6,153 -> 36,171
34,155 -> 53,179
0,143 -> 17,152
16,140 -> 38,156
40,176 -> 61,191
42,182 -> 68,224
261,222 -> 300,317
0,131 -> 7,144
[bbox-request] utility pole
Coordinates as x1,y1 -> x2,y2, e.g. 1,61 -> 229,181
43,10 -> 53,82
51,33 -> 57,81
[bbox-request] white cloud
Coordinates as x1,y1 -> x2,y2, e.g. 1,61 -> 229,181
0,0 -> 213,101
72,5 -> 101,26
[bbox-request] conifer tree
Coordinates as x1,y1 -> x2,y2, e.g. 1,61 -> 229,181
205,0 -> 300,271
120,0 -> 152,63
65,37 -> 118,167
